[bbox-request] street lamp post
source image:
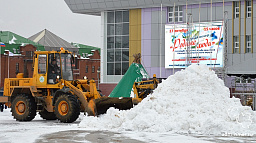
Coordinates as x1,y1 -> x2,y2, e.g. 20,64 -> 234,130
97,69 -> 100,89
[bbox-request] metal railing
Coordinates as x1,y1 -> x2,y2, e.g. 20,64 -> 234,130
230,77 -> 256,111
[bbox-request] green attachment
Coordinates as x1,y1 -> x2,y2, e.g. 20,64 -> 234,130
109,63 -> 149,98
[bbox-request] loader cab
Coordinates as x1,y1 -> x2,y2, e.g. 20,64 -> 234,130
35,51 -> 73,86
47,53 -> 73,84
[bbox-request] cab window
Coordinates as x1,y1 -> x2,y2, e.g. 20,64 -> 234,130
38,55 -> 46,74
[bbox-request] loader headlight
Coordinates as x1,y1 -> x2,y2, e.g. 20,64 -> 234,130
83,76 -> 87,80
57,75 -> 60,79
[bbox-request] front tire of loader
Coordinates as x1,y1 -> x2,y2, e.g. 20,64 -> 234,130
39,109 -> 57,120
54,94 -> 80,123
11,94 -> 36,121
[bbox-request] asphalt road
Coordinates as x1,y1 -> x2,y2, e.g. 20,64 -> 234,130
35,130 -> 144,143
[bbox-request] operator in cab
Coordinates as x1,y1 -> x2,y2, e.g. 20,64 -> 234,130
48,58 -> 60,83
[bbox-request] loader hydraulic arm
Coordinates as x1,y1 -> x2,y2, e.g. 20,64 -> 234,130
62,80 -> 88,111
61,79 -> 101,115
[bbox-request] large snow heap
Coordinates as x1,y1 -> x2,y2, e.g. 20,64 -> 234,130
80,64 -> 256,135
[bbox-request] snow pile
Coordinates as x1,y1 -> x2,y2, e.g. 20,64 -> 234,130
80,64 -> 256,135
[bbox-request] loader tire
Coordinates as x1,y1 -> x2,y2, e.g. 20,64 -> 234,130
54,94 -> 80,123
39,109 -> 57,120
0,103 -> 3,112
11,94 -> 36,121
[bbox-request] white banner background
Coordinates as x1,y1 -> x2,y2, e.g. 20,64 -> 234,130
165,21 -> 224,68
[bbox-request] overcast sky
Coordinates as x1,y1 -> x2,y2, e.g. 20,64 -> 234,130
0,0 -> 101,47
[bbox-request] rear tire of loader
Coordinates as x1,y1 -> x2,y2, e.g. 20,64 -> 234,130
0,103 -> 3,112
54,94 -> 80,123
39,109 -> 57,120
11,94 -> 36,121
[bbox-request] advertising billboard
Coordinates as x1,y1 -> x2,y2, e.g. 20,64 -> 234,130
165,21 -> 224,68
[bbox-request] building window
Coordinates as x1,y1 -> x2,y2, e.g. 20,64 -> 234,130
233,36 -> 239,53
246,0 -> 252,18
234,1 -> 239,18
85,66 -> 88,73
16,63 -> 19,74
168,6 -> 183,23
92,66 -> 95,73
107,10 -> 129,75
97,67 -> 100,73
26,51 -> 33,58
246,35 -> 251,53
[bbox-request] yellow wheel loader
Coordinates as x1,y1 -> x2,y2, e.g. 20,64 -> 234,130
132,74 -> 160,104
0,49 -> 133,123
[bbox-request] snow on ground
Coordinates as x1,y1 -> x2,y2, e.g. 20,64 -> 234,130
80,64 -> 256,136
0,109 -> 212,143
0,108 -> 79,143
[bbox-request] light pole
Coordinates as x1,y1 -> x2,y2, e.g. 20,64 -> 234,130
186,13 -> 193,67
97,68 -> 100,89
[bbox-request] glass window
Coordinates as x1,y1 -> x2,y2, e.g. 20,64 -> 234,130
106,10 -> 129,75
234,2 -> 239,19
86,66 -> 88,73
26,51 -> 33,58
107,12 -> 114,23
107,63 -> 114,75
123,11 -> 129,22
16,63 -> 19,73
107,24 -> 114,35
115,50 -> 121,62
175,17 -> 178,22
107,50 -> 114,62
233,36 -> 239,53
168,6 -> 183,23
48,53 -> 61,84
92,66 -> 95,73
115,36 -> 122,48
61,53 -> 73,81
122,62 -> 129,75
246,1 -> 252,18
115,24 -> 122,35
122,23 -> 129,35
122,50 -> 129,61
38,54 -> 46,74
107,37 -> 114,49
115,63 -> 121,75
122,36 -> 129,48
115,11 -> 122,23
246,35 -> 251,53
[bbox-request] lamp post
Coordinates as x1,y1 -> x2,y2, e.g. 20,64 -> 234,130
97,68 -> 100,89
186,13 -> 193,67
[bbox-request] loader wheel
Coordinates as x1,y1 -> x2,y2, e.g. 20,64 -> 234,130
39,109 -> 57,120
0,103 -> 3,112
54,94 -> 80,123
11,94 -> 36,121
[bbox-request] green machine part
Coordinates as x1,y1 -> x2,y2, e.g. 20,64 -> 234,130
109,63 -> 149,98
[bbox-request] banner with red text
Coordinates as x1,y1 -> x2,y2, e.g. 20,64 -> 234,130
165,21 -> 224,68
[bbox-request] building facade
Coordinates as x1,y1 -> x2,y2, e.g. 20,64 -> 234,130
65,0 -> 256,87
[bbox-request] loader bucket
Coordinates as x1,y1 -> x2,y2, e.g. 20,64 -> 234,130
87,97 -> 133,116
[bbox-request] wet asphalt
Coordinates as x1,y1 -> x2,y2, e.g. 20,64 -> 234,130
35,130 -> 144,143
